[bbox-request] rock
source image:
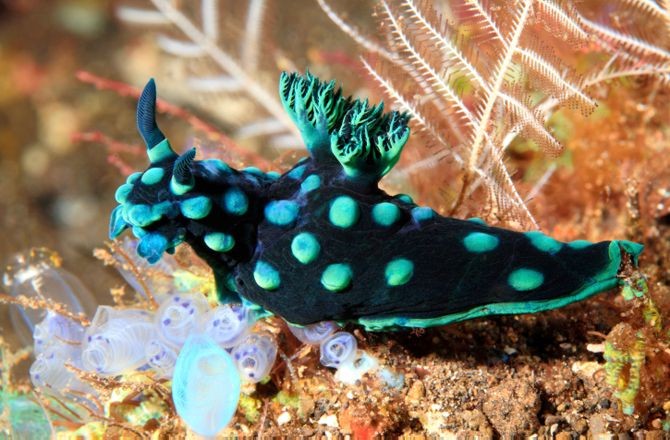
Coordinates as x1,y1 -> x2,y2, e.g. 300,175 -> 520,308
573,419 -> 589,434
298,395 -> 315,419
482,378 -> 541,437
405,380 -> 425,406
318,414 -> 339,429
589,414 -> 609,436
277,411 -> 291,426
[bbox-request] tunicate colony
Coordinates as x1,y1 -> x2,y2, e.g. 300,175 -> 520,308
4,249 -> 375,436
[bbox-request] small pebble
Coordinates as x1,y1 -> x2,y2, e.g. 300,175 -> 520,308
318,414 -> 339,429
277,411 -> 292,426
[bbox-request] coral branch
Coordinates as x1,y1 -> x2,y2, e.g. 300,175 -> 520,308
0,293 -> 90,326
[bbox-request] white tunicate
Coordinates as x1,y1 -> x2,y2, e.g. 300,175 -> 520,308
155,293 -> 209,349
319,332 -> 357,368
333,351 -> 379,385
81,306 -> 155,376
3,249 -> 97,346
231,333 -> 278,383
172,334 -> 241,437
200,304 -> 251,348
287,321 -> 338,345
145,339 -> 178,378
32,311 -> 85,358
30,346 -> 91,395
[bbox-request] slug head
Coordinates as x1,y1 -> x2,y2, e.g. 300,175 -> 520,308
109,80 -> 265,269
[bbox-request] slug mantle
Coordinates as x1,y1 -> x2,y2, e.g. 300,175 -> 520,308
109,72 -> 643,331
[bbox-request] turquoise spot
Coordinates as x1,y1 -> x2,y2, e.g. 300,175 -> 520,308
321,263 -> 353,292
264,200 -> 299,226
287,164 -> 306,179
526,231 -> 562,254
115,184 -> 133,204
152,201 -> 177,217
300,174 -> 321,193
243,166 -> 264,177
170,176 -> 194,196
329,196 -> 359,228
223,188 -> 248,216
137,233 -> 168,264
411,206 -> 434,222
463,232 -> 499,253
148,139 -> 176,163
508,268 -> 544,291
204,233 -> 235,252
109,205 -> 127,239
253,261 -> 281,290
126,172 -> 142,184
396,194 -> 413,204
180,196 -> 212,219
385,258 -> 414,286
141,167 -> 165,185
372,202 -> 400,227
568,240 -> 592,250
267,171 -> 280,180
467,217 -> 487,226
132,226 -> 147,238
291,232 -> 320,264
202,159 -> 230,175
127,204 -> 161,227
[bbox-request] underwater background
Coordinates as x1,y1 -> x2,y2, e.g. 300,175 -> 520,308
0,0 -> 669,437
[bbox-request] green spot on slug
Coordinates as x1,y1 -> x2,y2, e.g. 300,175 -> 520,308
204,232 -> 235,252
152,201 -> 176,217
467,217 -> 487,226
170,176 -> 194,195
253,261 -> 281,290
265,200 -> 299,226
300,174 -> 321,193
243,166 -> 264,177
132,226 -> 147,238
202,158 -> 230,175
396,194 -> 413,204
372,202 -> 400,227
141,167 -> 165,185
385,258 -> 414,286
568,240 -> 592,250
127,204 -> 161,227
287,164 -> 306,179
526,231 -> 563,254
180,196 -> 212,219
137,232 -> 168,264
411,206 -> 434,222
291,232 -> 320,264
109,205 -> 127,239
321,263 -> 353,292
508,268 -> 544,291
148,139 -> 174,163
223,188 -> 248,216
126,172 -> 142,184
115,184 -> 134,204
267,171 -> 280,180
329,196 -> 359,228
463,232 -> 499,253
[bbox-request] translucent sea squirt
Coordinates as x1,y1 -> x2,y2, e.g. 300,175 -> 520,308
172,334 -> 241,436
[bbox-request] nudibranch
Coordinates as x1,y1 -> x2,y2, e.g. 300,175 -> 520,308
109,72 -> 643,331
